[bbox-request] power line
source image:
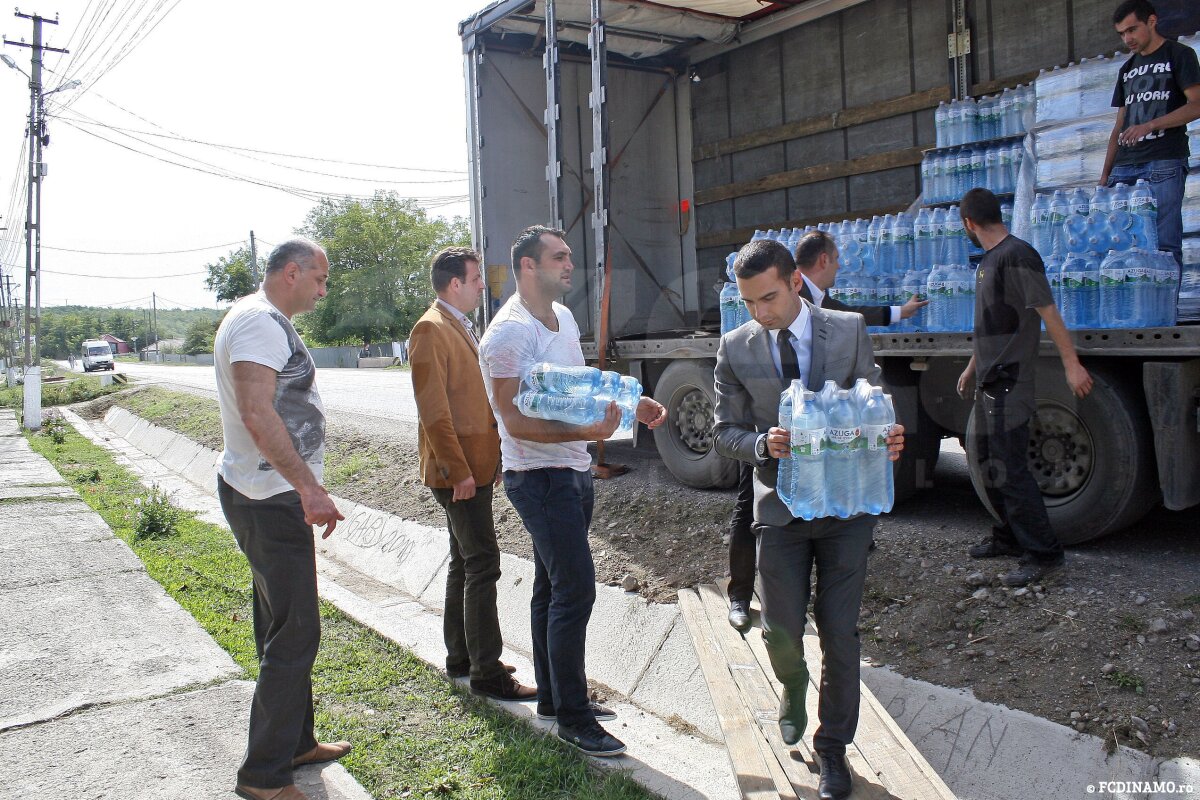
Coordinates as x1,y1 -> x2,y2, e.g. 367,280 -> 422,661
41,267 -> 206,279
0,237 -> 244,255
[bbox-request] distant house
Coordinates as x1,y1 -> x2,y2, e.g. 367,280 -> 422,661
140,338 -> 184,355
101,334 -> 131,354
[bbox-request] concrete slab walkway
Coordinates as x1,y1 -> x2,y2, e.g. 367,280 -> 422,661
0,409 -> 369,800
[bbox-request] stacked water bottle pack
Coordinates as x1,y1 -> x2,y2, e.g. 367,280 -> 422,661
1027,182 -> 1178,328
1181,237 -> 1200,322
1185,171 -> 1200,236
1034,55 -> 1123,127
921,141 -> 1023,203
934,87 -> 1034,148
776,378 -> 895,521
1033,115 -> 1118,189
719,252 -> 752,335
515,363 -> 642,433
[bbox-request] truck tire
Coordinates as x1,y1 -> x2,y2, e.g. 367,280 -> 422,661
653,359 -> 738,489
965,365 -> 1159,544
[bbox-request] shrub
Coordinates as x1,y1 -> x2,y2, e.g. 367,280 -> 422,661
134,484 -> 184,540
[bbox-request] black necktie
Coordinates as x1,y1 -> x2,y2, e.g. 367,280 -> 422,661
777,329 -> 801,384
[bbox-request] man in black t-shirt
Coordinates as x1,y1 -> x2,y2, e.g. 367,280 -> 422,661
956,190 -> 1094,587
1101,0 -> 1200,267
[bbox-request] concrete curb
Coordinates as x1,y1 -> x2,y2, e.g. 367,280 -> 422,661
77,407 -> 1200,800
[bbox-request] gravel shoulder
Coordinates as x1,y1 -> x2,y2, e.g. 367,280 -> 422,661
80,386 -> 1200,761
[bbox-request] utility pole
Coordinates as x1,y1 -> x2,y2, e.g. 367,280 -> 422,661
249,230 -> 260,290
151,292 -> 157,362
5,11 -> 67,367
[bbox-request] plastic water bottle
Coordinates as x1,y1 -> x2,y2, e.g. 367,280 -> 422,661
949,264 -> 973,332
935,101 -> 950,148
1059,254 -> 1088,327
1081,256 -> 1102,328
1063,212 -> 1090,255
1157,251 -> 1179,327
853,218 -> 875,275
1001,202 -> 1013,229
1126,249 -> 1154,327
776,382 -> 797,509
787,389 -> 827,520
720,282 -> 741,334
1106,210 -> 1135,251
983,145 -> 1000,193
1110,182 -> 1131,213
962,99 -> 979,144
1049,190 -> 1070,257
878,214 -> 896,276
926,264 -> 948,332
825,390 -> 863,518
524,363 -> 616,396
1091,185 -> 1113,214
859,386 -> 895,515
931,207 -> 948,261
1046,255 -> 1065,311
914,208 -> 934,270
903,269 -> 927,331
1007,142 -> 1023,193
850,377 -> 873,410
1100,250 -> 1130,328
1030,194 -> 1051,257
1129,179 -> 1158,251
1069,187 -> 1091,217
969,147 -> 985,190
894,213 -> 914,276
515,391 -> 607,425
944,209 -> 969,266
817,379 -> 841,414
955,148 -> 972,199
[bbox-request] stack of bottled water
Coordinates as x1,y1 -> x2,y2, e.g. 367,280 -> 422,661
934,86 -> 1033,148
720,252 -> 752,334
1185,172 -> 1200,237
1034,55 -> 1123,127
1029,182 -> 1159,261
1096,249 -> 1180,328
516,363 -> 642,433
1181,238 -> 1200,322
776,378 -> 895,520
921,141 -> 1023,203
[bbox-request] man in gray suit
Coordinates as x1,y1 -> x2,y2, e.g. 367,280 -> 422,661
714,238 -> 905,800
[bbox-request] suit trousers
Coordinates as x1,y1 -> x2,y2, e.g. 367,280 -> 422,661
726,461 -> 757,603
431,485 -> 506,681
503,468 -> 597,728
218,476 -> 320,790
756,514 -> 874,757
972,389 -> 1064,563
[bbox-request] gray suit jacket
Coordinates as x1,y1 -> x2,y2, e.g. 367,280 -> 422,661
714,299 -> 883,528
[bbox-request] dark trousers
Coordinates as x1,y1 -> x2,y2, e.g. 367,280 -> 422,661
218,476 -> 319,790
504,468 -> 597,728
972,390 -> 1064,563
727,461 -> 757,603
757,514 -> 874,757
431,484 -> 506,681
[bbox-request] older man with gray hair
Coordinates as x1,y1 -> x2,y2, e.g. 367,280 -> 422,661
214,237 -> 350,800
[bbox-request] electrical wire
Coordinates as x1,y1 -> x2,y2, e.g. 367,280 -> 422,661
0,237 -> 245,256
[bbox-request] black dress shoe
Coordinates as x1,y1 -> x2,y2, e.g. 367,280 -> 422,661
727,599 -> 751,634
447,661 -> 517,679
817,752 -> 853,800
968,536 -> 1022,559
470,674 -> 537,700
778,683 -> 807,746
1001,558 -> 1065,587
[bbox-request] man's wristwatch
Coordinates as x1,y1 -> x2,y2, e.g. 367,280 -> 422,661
755,433 -> 769,461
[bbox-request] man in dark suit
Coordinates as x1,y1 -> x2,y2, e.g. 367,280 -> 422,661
725,230 -> 925,635
714,239 -> 904,800
410,246 -> 536,701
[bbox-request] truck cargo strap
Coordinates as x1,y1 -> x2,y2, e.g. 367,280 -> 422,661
679,582 -> 956,800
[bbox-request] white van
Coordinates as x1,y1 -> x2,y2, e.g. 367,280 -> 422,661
81,339 -> 114,372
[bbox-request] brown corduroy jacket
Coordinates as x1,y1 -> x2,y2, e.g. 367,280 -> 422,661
409,301 -> 501,489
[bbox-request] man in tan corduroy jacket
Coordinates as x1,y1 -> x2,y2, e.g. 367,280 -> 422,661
409,246 -> 535,701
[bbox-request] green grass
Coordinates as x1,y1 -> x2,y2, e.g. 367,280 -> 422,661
118,387 -> 224,450
0,374 -> 122,415
1104,669 -> 1146,694
1118,614 -> 1142,632
27,424 -> 655,800
325,448 -> 384,485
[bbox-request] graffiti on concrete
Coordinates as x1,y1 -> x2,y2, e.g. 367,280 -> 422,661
886,693 -> 1010,773
339,510 -> 417,563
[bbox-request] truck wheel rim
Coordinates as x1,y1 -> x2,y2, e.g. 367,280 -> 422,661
673,387 -> 714,455
1028,401 -> 1093,499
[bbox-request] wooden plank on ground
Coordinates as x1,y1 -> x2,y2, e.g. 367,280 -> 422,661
678,588 -> 784,800
725,582 -> 956,800
705,584 -> 894,800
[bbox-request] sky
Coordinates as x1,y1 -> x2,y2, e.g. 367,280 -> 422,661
0,0 -> 488,312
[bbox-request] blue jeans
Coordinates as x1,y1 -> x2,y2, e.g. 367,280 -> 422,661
1108,158 -> 1187,267
504,467 -> 597,727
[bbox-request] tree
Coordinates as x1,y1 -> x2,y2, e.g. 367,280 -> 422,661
295,192 -> 470,346
204,247 -> 261,303
183,315 -> 222,355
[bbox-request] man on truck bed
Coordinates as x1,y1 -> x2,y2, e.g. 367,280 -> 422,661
725,231 -> 926,635
1101,0 -> 1200,266
956,189 -> 1093,587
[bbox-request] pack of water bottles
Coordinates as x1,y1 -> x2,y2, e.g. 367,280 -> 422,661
934,87 -> 1034,148
776,378 -> 895,521
1033,55 -> 1124,127
719,252 -> 753,335
515,363 -> 642,433
1029,183 -> 1159,260
1184,172 -> 1200,236
921,142 -> 1023,203
1181,237 -> 1200,323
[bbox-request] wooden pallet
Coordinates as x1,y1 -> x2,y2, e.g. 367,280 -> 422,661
678,583 -> 956,800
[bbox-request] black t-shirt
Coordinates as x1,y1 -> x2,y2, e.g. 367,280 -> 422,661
974,236 -> 1054,413
1111,38 -> 1200,165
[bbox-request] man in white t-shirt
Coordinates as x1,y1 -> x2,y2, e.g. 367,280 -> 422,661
479,225 -> 667,758
214,238 -> 348,800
